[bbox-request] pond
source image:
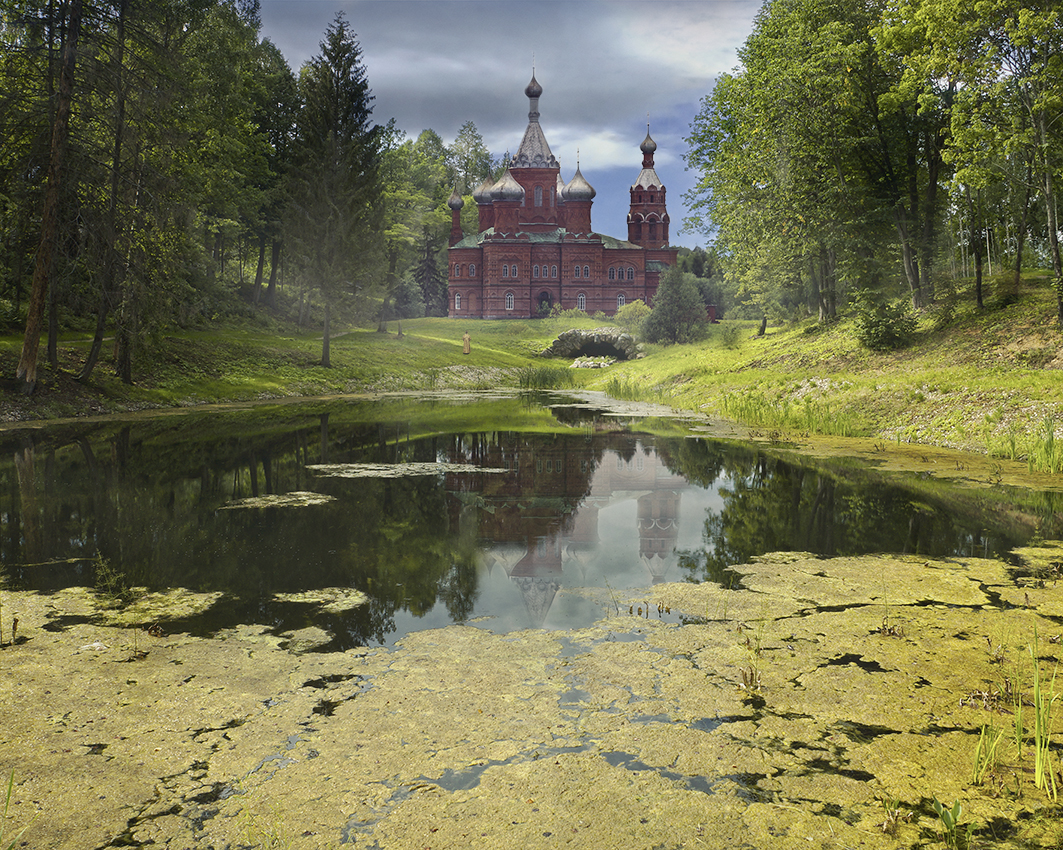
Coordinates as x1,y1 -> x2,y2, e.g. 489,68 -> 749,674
0,392 -> 1054,649
4,392 -> 1063,849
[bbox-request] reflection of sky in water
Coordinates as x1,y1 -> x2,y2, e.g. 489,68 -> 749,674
392,449 -> 727,641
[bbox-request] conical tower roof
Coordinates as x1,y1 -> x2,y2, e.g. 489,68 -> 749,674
511,72 -> 559,169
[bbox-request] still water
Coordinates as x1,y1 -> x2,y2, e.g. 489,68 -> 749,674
0,393 -> 1050,649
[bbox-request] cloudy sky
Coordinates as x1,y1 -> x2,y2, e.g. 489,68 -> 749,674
259,0 -> 763,248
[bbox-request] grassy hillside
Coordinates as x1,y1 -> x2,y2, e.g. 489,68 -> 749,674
1,274 -> 1061,469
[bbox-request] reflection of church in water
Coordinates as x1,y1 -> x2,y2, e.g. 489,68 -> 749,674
444,433 -> 686,626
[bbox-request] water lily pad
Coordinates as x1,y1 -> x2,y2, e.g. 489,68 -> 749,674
220,491 -> 335,509
273,588 -> 369,613
308,462 -> 508,478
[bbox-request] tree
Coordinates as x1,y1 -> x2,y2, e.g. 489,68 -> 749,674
15,0 -> 82,393
287,13 -> 384,366
878,0 -> 1063,322
643,266 -> 706,344
447,121 -> 495,192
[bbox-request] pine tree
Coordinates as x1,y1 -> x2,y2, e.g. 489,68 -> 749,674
643,266 -> 707,344
287,13 -> 384,366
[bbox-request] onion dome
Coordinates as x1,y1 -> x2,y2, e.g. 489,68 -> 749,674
447,187 -> 464,210
640,130 -> 657,156
561,165 -> 596,201
472,176 -> 494,205
525,72 -> 543,100
491,169 -> 525,202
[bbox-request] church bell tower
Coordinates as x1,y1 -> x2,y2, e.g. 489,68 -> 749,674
627,128 -> 670,249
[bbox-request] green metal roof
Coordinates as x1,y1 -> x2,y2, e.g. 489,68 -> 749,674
451,228 -> 645,250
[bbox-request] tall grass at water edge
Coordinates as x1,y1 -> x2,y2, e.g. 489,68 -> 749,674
603,376 -> 673,404
984,416 -> 1063,474
720,391 -> 862,437
517,365 -> 578,390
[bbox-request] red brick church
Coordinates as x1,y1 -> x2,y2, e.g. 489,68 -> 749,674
447,72 -> 678,319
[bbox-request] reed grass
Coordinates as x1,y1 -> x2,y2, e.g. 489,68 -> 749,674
603,376 -> 673,404
516,365 -> 577,390
719,390 -> 862,437
1030,629 -> 1059,799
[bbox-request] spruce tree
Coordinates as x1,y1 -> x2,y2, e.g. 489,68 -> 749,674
643,265 -> 706,344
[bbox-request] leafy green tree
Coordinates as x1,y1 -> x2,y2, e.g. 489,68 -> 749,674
378,125 -> 451,327
878,0 -> 1063,322
643,266 -> 706,344
447,120 -> 495,192
287,13 -> 384,365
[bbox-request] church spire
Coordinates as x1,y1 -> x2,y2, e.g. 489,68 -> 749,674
511,71 -> 559,169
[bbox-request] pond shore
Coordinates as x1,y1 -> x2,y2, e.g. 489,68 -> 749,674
2,281 -> 1063,467
3,548 -> 1062,849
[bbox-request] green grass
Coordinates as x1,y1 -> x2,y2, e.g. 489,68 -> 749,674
4,272 -> 1063,466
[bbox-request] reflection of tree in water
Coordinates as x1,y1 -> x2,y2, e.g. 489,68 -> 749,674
669,449 -> 1025,585
2,406 -> 1055,643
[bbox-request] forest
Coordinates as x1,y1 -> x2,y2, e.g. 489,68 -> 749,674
0,0 -> 499,391
3,0 -> 1063,395
685,0 -> 1063,329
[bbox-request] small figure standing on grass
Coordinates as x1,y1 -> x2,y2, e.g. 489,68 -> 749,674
463,331 -> 471,355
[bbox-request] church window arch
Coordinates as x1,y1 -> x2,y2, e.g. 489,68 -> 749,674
455,293 -> 462,310
577,293 -> 586,311
505,291 -> 515,310
469,263 -> 475,276
551,265 -> 557,278
583,265 -> 590,279
533,264 -> 540,278
534,186 -> 543,206
617,293 -> 626,309
511,263 -> 518,278
454,264 -> 461,277
574,265 -> 581,278
502,264 -> 509,278
609,267 -> 616,281
627,267 -> 635,281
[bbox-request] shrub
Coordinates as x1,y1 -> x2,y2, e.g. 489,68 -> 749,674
720,323 -> 742,350
853,291 -> 917,351
614,299 -> 651,335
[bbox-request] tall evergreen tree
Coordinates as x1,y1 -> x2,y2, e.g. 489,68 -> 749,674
643,266 -> 707,344
287,12 -> 384,366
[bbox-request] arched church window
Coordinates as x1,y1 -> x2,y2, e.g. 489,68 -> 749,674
577,293 -> 586,311
583,265 -> 590,279
609,268 -> 616,280
533,265 -> 540,278
502,264 -> 509,278
505,292 -> 514,310
574,265 -> 581,278
454,264 -> 461,277
455,293 -> 462,310
469,263 -> 476,276
511,264 -> 518,278
617,293 -> 626,309
535,186 -> 543,206
551,265 -> 557,278
627,267 -> 635,281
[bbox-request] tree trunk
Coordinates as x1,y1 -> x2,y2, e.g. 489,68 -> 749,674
265,238 -> 280,307
16,0 -> 83,394
252,234 -> 266,304
79,0 -> 126,383
321,300 -> 331,367
894,208 -> 922,308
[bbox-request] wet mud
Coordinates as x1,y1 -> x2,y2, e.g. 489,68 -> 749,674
1,548 -> 1061,849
